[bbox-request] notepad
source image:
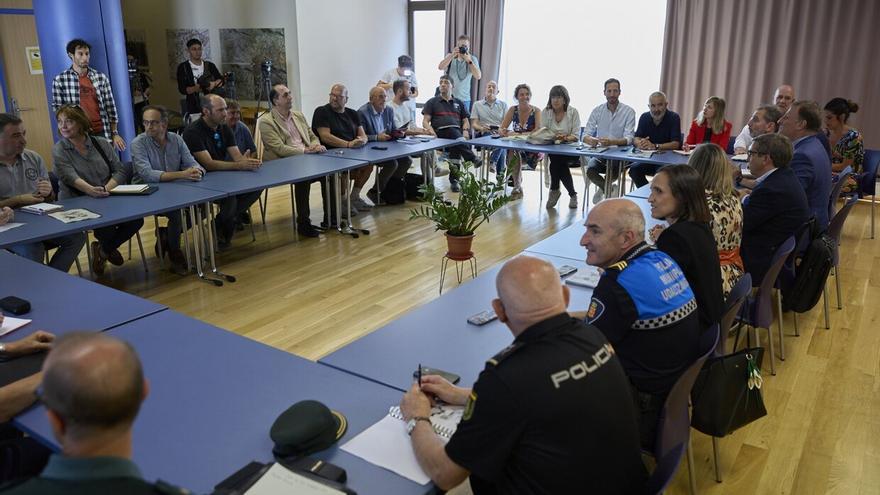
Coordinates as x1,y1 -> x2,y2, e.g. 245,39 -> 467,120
565,266 -> 602,289
0,316 -> 31,338
0,222 -> 24,234
20,203 -> 63,215
48,209 -> 101,224
341,404 -> 464,484
673,149 -> 693,156
110,184 -> 151,194
244,463 -> 347,495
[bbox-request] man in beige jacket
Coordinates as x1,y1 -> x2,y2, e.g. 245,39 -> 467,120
257,84 -> 327,237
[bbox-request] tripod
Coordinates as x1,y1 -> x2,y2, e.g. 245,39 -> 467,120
254,60 -> 273,120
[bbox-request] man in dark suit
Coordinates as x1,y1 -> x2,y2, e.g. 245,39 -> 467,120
779,100 -> 832,229
741,133 -> 810,285
357,86 -> 408,205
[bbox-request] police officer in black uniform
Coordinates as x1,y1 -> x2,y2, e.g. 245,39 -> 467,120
0,333 -> 188,495
399,256 -> 646,494
578,198 -> 702,448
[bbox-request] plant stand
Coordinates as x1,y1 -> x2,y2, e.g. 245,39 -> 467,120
439,253 -> 477,294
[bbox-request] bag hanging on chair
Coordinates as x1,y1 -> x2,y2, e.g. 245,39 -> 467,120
690,347 -> 768,437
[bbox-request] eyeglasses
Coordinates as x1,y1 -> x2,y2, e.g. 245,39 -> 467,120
142,120 -> 163,127
329,93 -> 349,100
747,150 -> 767,158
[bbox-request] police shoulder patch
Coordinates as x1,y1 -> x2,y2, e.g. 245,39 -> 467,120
487,342 -> 523,367
462,391 -> 477,421
586,298 -> 605,323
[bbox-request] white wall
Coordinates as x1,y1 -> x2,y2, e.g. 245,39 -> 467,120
294,0 -> 408,117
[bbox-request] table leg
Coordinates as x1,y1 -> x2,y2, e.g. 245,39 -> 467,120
337,170 -> 369,237
180,209 -> 192,273
289,184 -> 298,242
202,203 -> 236,283
187,205 -> 222,286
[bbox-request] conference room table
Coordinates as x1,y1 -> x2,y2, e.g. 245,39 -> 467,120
524,196 -> 664,261
13,309 -> 432,495
0,250 -> 167,384
0,182 -> 225,250
320,252 -> 597,392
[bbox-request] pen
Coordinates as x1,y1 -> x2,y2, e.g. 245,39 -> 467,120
417,363 -> 422,389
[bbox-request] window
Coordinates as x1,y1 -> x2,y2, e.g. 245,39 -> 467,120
409,1 -> 445,106
497,0 -> 667,118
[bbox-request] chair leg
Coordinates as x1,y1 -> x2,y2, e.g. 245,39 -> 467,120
871,193 -> 875,239
835,266 -> 842,310
823,286 -> 830,329
793,312 -> 799,336
135,231 -> 148,272
260,189 -> 269,225
776,289 -> 785,361
127,237 -> 133,260
153,217 -> 164,269
765,325 -> 776,375
84,231 -> 94,279
712,436 -> 722,482
74,257 -> 83,277
686,435 -> 697,495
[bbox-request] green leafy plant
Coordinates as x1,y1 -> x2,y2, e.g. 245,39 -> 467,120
409,162 -> 512,236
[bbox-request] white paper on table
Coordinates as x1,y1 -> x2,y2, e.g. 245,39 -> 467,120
0,222 -> 24,234
244,462 -> 346,495
48,209 -> 101,224
731,153 -> 748,162
0,316 -> 31,337
341,415 -> 434,485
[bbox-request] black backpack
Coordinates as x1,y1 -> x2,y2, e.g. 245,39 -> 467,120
404,173 -> 426,201
781,223 -> 834,313
380,177 -> 406,205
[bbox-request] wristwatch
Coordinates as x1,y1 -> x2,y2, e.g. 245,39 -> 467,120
654,143 -> 660,150
406,416 -> 431,435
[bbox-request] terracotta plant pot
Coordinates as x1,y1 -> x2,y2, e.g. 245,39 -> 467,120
445,233 -> 475,260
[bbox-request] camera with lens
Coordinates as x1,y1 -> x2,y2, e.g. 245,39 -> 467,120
458,46 -> 468,54
260,60 -> 273,78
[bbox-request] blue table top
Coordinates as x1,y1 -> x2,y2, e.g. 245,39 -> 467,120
0,183 -> 226,249
319,138 -> 456,164
184,153 -> 370,195
602,147 -> 692,166
319,253 -> 596,392
525,196 -> 663,261
0,251 -> 166,342
14,310 -> 429,495
469,135 -> 592,157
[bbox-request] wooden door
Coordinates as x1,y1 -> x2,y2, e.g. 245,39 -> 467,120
0,13 -> 54,163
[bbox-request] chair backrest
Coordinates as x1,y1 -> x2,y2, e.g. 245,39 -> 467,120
726,136 -> 735,155
829,166 -> 853,220
753,236 -> 796,328
718,273 -> 752,354
859,149 -> 880,196
654,324 -> 720,459
644,443 -> 685,495
826,195 -> 858,265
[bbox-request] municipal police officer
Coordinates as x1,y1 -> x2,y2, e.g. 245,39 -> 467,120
399,256 -> 646,494
579,198 -> 702,448
0,333 -> 189,495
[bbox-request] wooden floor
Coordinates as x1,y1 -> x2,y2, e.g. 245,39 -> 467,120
71,167 -> 879,494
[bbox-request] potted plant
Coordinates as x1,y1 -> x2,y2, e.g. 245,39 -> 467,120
409,162 -> 511,260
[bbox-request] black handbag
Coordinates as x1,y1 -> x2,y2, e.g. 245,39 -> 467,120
690,347 -> 768,437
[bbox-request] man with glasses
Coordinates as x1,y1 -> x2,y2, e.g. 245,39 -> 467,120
51,39 -> 126,151
312,84 -> 369,225
740,133 -> 809,285
471,80 -> 508,175
733,104 -> 783,189
628,91 -> 682,188
733,84 -> 795,155
182,94 -> 262,249
131,105 -> 205,273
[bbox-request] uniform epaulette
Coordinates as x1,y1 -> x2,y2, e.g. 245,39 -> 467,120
486,342 -> 524,367
607,260 -> 628,272
154,480 -> 190,494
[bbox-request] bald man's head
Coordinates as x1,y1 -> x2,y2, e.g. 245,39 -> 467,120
494,256 -> 569,334
580,199 -> 645,268
369,86 -> 387,111
41,332 -> 146,441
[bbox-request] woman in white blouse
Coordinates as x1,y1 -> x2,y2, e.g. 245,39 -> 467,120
541,85 -> 580,209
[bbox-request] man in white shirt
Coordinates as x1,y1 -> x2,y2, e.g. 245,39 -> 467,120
584,78 -> 636,204
470,81 -> 508,174
733,84 -> 795,154
378,55 -> 419,115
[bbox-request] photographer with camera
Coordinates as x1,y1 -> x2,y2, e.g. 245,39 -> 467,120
438,35 -> 481,112
176,38 -> 223,122
378,55 -> 419,113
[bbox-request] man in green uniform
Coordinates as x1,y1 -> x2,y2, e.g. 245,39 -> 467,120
0,332 -> 187,494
